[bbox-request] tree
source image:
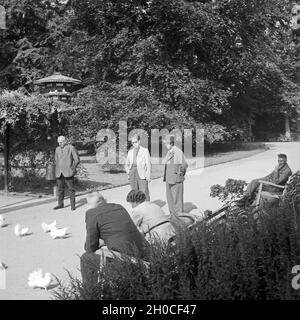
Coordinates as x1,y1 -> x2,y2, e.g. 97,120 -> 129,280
0,0 -> 299,144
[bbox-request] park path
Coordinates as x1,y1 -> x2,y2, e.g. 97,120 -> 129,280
0,142 -> 299,300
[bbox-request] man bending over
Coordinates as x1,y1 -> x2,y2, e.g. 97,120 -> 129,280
80,191 -> 148,284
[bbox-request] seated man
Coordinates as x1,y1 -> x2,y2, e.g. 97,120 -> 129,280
237,153 -> 292,206
80,191 -> 148,284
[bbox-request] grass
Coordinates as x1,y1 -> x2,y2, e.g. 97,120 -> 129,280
53,203 -> 300,300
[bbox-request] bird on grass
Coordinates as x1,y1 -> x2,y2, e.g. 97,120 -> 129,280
41,220 -> 57,233
14,224 -> 30,237
28,269 -> 53,291
50,226 -> 69,239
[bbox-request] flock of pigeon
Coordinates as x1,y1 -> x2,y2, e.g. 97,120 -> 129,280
0,214 -> 69,291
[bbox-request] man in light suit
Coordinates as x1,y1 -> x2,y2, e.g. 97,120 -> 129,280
54,136 -> 80,211
125,135 -> 151,201
163,135 -> 188,215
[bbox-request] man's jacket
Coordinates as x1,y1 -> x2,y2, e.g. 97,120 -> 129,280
55,144 -> 80,178
264,163 -> 292,186
163,145 -> 188,184
125,146 -> 151,180
84,202 -> 147,258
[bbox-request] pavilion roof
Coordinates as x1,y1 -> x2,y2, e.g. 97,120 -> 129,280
34,72 -> 81,85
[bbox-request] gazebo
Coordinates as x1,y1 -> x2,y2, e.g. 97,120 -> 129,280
34,72 -> 81,104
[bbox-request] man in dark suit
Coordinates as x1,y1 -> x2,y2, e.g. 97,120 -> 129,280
54,136 -> 80,211
237,153 -> 292,205
80,191 -> 148,284
163,135 -> 188,215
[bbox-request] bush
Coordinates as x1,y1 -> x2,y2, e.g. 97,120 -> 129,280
210,179 -> 247,204
53,204 -> 300,300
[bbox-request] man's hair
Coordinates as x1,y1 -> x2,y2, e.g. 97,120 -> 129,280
130,135 -> 140,141
87,191 -> 106,203
278,153 -> 287,160
126,190 -> 146,204
162,134 -> 175,146
57,135 -> 66,142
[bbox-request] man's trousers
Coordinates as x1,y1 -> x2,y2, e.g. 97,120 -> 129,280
245,178 -> 281,199
166,182 -> 184,215
129,166 -> 150,201
57,174 -> 75,209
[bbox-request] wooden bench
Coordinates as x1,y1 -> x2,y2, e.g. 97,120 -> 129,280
255,180 -> 285,207
96,246 -> 150,271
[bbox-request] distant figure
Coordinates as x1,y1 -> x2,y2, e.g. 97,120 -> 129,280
125,135 -> 151,201
126,190 -> 176,244
80,191 -> 148,284
163,135 -> 188,215
238,153 -> 292,205
53,136 -> 80,211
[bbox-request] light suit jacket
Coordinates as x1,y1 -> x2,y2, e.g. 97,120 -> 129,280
163,146 -> 188,184
131,202 -> 171,234
124,146 -> 151,180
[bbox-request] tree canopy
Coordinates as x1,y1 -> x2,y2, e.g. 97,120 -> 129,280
0,0 -> 299,143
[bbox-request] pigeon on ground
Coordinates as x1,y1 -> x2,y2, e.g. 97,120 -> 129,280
0,215 -> 5,228
41,220 -> 57,233
14,224 -> 30,237
28,269 -> 53,291
50,226 -> 68,239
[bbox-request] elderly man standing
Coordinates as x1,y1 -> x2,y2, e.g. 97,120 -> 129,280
54,136 -> 80,211
125,135 -> 151,201
163,135 -> 188,216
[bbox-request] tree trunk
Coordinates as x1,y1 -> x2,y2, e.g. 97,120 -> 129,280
3,124 -> 10,193
285,113 -> 291,140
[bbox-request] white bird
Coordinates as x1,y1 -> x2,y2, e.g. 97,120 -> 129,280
14,224 -> 30,237
28,269 -> 53,291
0,215 -> 5,228
50,226 -> 68,239
41,220 -> 57,233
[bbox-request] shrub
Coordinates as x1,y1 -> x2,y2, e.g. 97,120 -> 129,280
53,204 -> 300,300
210,179 -> 247,204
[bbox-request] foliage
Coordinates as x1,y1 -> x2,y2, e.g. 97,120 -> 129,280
277,133 -> 293,142
53,203 -> 300,300
210,178 -> 247,204
283,170 -> 300,207
1,0 -> 299,143
0,89 -> 69,148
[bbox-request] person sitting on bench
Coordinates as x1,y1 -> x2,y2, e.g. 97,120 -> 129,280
80,191 -> 148,284
237,153 -> 292,206
126,190 -> 176,244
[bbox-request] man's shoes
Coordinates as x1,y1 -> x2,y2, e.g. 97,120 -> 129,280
71,207 -> 76,211
53,204 -> 64,210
